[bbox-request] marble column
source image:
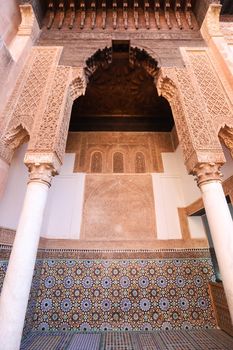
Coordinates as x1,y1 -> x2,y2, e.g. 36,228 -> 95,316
0,163 -> 55,350
0,157 -> 10,200
194,162 -> 233,324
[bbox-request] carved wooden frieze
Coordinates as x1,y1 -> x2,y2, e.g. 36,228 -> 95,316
43,0 -> 197,31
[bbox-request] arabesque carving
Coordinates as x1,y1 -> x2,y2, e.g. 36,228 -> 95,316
28,65 -> 86,163
0,47 -> 62,155
157,67 -> 225,173
0,44 -> 227,176
186,50 -> 233,132
29,66 -> 71,159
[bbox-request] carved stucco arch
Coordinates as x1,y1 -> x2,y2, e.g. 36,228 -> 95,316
27,47 -> 224,173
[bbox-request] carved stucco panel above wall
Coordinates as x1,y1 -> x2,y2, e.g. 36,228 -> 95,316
184,49 -> 233,132
157,66 -> 225,173
0,46 -> 63,152
29,65 -> 86,163
81,174 -> 156,241
157,67 -> 195,166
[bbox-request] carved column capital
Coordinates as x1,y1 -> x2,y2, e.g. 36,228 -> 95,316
24,152 -> 61,187
27,163 -> 56,186
193,163 -> 223,187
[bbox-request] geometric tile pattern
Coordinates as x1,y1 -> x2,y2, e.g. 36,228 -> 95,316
13,257 -> 217,332
20,330 -> 233,350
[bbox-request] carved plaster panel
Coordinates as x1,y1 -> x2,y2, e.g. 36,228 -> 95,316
157,66 -> 225,173
185,49 -> 233,132
80,174 -> 156,241
29,66 -> 71,160
66,132 -> 174,173
0,46 -> 62,153
29,65 -> 86,163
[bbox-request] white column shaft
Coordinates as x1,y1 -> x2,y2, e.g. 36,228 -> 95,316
201,181 -> 233,323
0,181 -> 49,350
0,158 -> 9,200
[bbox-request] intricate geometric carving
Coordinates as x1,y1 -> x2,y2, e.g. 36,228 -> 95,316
113,152 -> 124,173
1,47 -> 62,153
29,66 -> 71,159
157,66 -> 225,173
157,68 -> 194,164
91,152 -> 103,173
193,163 -> 223,187
186,51 -> 233,132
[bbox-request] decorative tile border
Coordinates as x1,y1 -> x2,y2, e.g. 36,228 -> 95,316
0,245 -> 211,260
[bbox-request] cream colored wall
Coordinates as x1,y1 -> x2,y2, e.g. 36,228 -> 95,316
0,144 -> 27,230
152,146 -> 205,240
41,155 -> 85,240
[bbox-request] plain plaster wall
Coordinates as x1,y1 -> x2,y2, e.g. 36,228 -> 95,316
152,146 -> 205,240
0,144 -> 27,229
41,154 -> 85,239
